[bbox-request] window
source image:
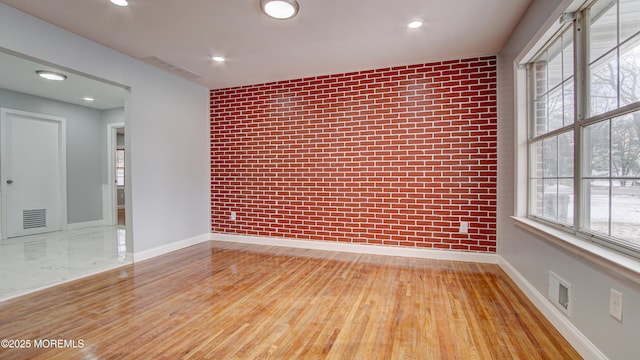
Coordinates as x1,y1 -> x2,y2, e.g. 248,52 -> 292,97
529,27 -> 576,226
116,149 -> 125,187
527,0 -> 640,256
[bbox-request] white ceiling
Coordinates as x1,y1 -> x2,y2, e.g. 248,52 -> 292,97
0,0 -> 532,90
0,50 -> 126,110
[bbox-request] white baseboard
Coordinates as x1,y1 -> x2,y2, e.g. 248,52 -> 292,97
209,232 -> 499,264
498,257 -> 608,360
66,219 -> 106,230
133,233 -> 211,262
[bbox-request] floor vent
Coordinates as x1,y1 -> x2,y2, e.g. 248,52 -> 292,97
23,209 -> 46,229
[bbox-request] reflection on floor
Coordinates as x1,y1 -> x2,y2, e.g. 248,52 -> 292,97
0,226 -> 131,302
118,208 -> 126,226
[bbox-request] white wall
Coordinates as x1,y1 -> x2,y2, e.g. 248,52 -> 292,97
498,0 -> 640,358
0,4 -> 210,254
0,88 -> 105,223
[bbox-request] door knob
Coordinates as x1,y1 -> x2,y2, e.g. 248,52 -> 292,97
6,180 -> 13,184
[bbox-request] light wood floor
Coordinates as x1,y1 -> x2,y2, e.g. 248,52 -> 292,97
0,241 -> 580,359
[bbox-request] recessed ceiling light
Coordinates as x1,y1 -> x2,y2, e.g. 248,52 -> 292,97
407,20 -> 424,29
110,0 -> 129,6
260,0 -> 299,20
83,97 -> 95,102
36,70 -> 67,81
212,56 -> 225,62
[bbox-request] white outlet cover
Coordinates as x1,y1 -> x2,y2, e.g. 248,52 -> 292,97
459,221 -> 469,234
609,289 -> 623,322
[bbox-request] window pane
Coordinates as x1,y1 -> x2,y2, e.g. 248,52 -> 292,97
584,120 -> 611,177
530,178 -> 544,216
540,178 -> 573,223
530,141 -> 545,219
116,150 -> 125,167
563,78 -> 575,126
582,111 -> 640,246
531,140 -> 544,178
583,179 -> 610,234
619,38 -> 640,107
611,111 -> 640,178
548,86 -> 564,131
532,29 -> 575,137
543,179 -> 559,221
543,137 -> 558,177
610,111 -> 640,246
611,182 -> 640,244
116,169 -> 125,187
533,59 -> 548,98
548,40 -> 563,89
590,0 -> 618,63
620,0 -> 640,43
533,98 -> 547,136
533,58 -> 548,137
590,51 -> 619,116
558,132 -> 574,177
558,178 -> 575,225
563,30 -> 574,81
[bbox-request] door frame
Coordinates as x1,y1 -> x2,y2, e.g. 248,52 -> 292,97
106,122 -> 124,226
0,108 -> 67,239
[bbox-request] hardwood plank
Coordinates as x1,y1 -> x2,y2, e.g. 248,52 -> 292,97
0,241 -> 581,359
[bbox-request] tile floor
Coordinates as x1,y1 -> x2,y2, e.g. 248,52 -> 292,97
0,226 -> 131,301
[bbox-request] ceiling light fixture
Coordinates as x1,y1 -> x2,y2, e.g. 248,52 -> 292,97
36,70 -> 67,81
83,97 -> 95,102
260,0 -> 299,20
212,56 -> 225,62
110,0 -> 129,6
407,20 -> 424,29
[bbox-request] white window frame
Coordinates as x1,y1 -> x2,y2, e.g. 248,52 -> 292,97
513,0 -> 640,282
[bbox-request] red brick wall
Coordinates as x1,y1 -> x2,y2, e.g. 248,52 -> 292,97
210,56 -> 497,252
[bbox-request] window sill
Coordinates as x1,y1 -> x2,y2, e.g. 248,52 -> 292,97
511,216 -> 640,285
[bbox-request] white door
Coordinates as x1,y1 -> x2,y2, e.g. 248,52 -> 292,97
1,108 -> 66,238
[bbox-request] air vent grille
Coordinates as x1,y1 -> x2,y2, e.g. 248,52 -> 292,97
142,56 -> 202,79
548,271 -> 572,316
23,209 -> 46,229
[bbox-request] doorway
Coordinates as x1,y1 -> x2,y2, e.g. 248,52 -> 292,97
1,108 -> 67,239
0,49 -> 132,301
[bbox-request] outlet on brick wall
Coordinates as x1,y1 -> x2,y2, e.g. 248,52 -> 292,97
210,56 -> 497,252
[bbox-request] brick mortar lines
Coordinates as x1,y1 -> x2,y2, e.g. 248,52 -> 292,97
210,56 -> 497,252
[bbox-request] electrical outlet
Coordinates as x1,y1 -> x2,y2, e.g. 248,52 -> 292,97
609,289 -> 623,322
230,211 -> 237,221
459,221 -> 469,234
